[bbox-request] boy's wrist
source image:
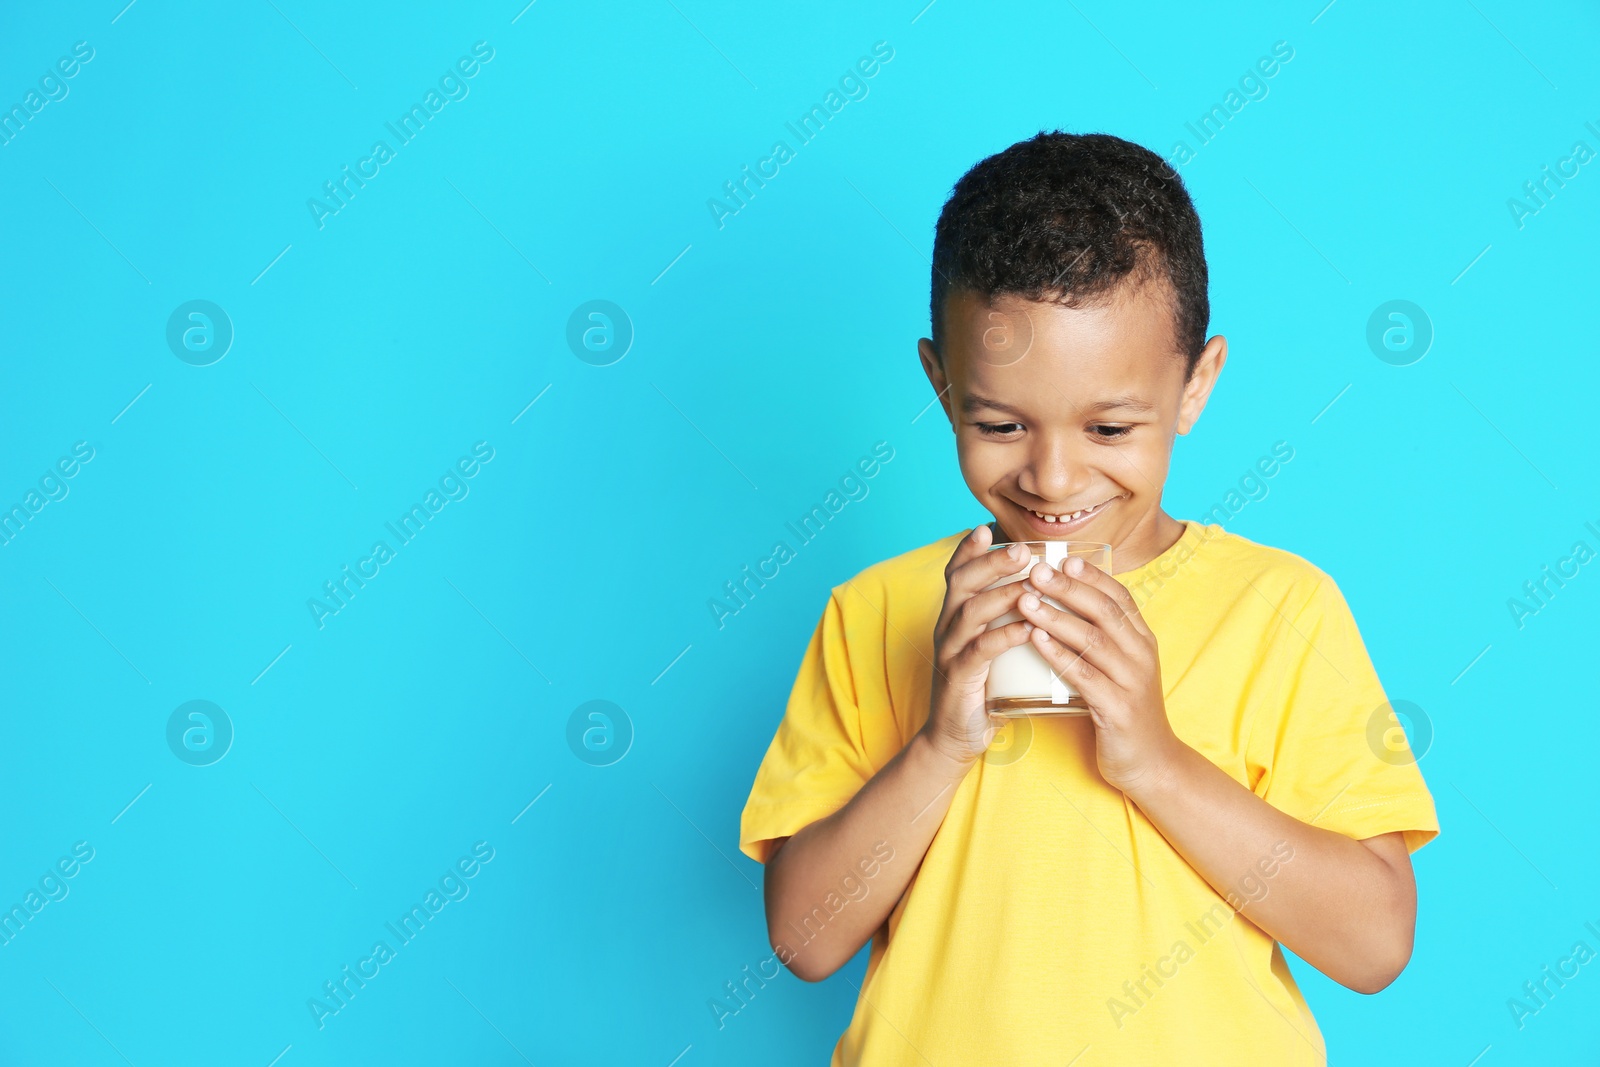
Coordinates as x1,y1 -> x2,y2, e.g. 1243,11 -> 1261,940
909,727 -> 979,786
1118,738 -> 1200,808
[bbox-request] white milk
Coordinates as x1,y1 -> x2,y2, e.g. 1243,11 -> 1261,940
984,541 -> 1087,715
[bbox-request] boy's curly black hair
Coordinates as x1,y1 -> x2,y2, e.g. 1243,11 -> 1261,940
930,131 -> 1209,380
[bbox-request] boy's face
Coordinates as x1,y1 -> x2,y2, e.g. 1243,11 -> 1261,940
918,279 -> 1226,569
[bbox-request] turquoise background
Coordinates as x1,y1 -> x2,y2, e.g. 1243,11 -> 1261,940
1,0 -> 1596,1063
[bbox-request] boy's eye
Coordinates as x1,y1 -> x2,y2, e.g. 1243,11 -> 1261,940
976,422 -> 1132,439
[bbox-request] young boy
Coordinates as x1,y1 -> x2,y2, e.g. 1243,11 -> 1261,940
738,131 -> 1438,1065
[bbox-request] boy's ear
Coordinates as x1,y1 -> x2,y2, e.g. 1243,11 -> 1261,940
1176,334 -> 1227,436
917,338 -> 955,428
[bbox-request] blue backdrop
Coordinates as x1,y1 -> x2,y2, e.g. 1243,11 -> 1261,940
1,1 -> 1595,1064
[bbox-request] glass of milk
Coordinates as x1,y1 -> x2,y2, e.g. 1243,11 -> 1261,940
983,539 -> 1112,716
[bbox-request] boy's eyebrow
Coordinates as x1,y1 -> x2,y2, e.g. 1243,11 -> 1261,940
1087,394 -> 1157,414
961,393 -> 1027,417
961,392 -> 1156,417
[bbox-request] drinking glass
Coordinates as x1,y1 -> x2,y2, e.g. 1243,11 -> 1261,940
982,540 -> 1112,716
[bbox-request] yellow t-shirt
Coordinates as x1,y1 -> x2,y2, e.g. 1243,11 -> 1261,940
738,519 -> 1439,1066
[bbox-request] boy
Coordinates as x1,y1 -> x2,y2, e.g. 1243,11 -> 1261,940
737,131 -> 1438,1065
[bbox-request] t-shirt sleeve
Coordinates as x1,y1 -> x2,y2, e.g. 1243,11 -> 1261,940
1247,574 -> 1440,854
739,587 -> 886,865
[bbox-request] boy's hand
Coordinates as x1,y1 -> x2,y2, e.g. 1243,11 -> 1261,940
919,524 -> 1036,770
1015,555 -> 1183,794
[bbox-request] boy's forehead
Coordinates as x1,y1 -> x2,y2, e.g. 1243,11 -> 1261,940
942,287 -> 1183,407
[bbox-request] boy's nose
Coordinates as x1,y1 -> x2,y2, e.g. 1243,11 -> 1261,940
1017,437 -> 1093,503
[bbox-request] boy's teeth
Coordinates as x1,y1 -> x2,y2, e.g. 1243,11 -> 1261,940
1031,504 -> 1093,523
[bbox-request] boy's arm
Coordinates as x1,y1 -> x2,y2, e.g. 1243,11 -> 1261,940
1121,747 -> 1415,994
762,730 -> 971,983
762,526 -> 1037,983
1017,556 -> 1418,994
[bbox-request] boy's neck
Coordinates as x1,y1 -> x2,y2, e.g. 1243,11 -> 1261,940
1107,508 -> 1188,575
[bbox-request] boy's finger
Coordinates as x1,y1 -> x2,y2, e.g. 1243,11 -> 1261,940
950,618 -> 1034,678
1028,623 -> 1111,702
944,580 -> 1030,650
950,537 -> 1032,602
939,525 -> 1027,632
1079,559 -> 1153,638
1027,557 -> 1152,642
939,525 -> 990,632
943,523 -> 993,580
1016,590 -> 1137,688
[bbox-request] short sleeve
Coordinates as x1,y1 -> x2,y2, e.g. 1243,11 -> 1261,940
1247,575 -> 1440,855
739,589 -> 882,865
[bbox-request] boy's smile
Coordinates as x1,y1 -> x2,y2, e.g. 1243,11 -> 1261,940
919,279 -> 1227,574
